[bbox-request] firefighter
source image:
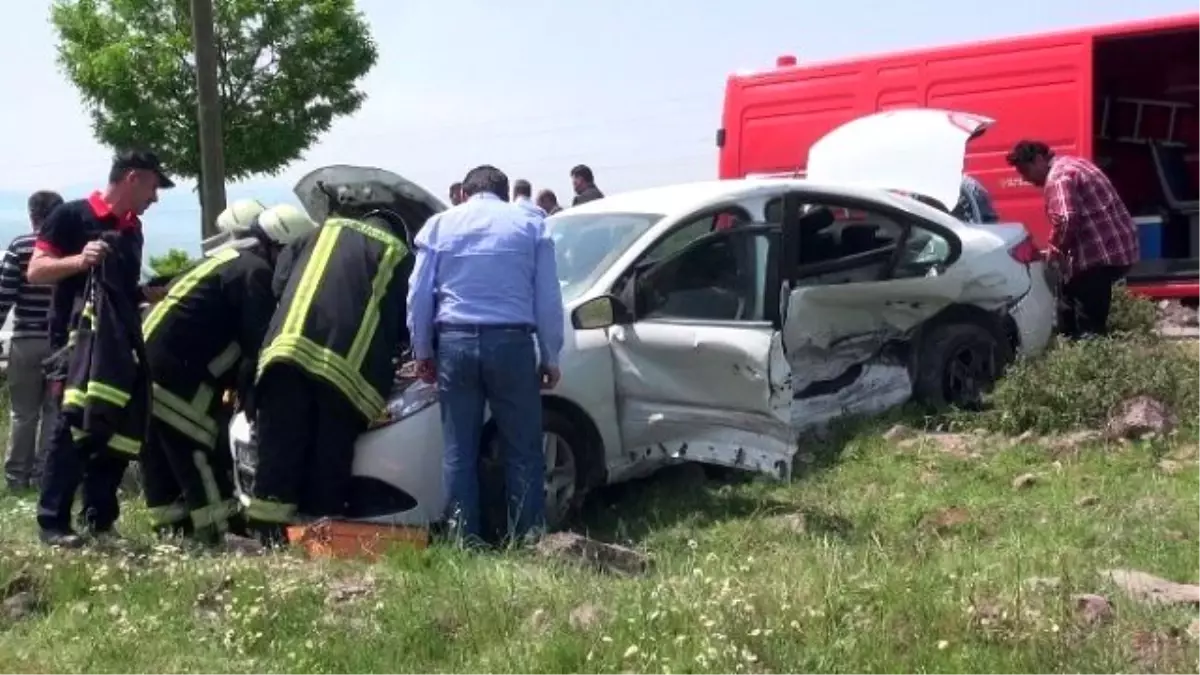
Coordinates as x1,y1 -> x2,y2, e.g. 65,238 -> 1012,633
139,204 -> 317,545
199,199 -> 266,256
245,211 -> 414,544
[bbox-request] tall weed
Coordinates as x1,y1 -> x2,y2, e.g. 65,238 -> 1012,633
983,335 -> 1197,434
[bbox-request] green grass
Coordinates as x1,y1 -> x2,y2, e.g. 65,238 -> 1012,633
0,367 -> 1197,672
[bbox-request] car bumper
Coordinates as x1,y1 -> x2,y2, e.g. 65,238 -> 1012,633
1010,262 -> 1056,357
229,395 -> 447,527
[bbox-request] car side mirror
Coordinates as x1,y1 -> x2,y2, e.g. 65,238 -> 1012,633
571,294 -> 631,330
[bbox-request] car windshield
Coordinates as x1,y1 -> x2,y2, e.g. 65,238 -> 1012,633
546,211 -> 663,303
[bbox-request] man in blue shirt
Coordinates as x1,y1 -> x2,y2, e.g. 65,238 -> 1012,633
407,165 -> 564,545
512,179 -> 547,220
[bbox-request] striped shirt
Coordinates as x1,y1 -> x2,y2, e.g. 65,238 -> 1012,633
0,233 -> 53,340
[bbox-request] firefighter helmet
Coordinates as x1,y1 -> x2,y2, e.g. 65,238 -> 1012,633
257,204 -> 318,246
215,199 -> 267,235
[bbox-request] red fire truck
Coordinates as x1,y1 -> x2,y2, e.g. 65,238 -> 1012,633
718,13 -> 1199,300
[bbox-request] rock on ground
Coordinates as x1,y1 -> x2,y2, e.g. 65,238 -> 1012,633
883,424 -> 916,442
534,532 -> 650,576
1101,569 -> 1200,606
1104,396 -> 1178,440
1,570 -> 46,623
1073,593 -> 1114,625
1158,300 -> 1200,328
898,433 -> 982,460
1044,430 -> 1105,455
324,575 -> 377,606
1011,473 -> 1038,490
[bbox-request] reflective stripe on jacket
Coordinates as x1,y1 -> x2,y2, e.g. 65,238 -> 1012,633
257,217 -> 412,421
143,247 -> 276,448
61,255 -> 150,458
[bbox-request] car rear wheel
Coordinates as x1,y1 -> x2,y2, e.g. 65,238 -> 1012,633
479,409 -> 584,543
912,320 -> 1012,410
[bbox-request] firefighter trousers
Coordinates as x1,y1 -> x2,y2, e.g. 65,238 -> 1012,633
142,416 -> 243,544
246,365 -> 366,534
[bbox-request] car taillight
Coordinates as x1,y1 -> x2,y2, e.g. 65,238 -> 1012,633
1009,236 -> 1043,265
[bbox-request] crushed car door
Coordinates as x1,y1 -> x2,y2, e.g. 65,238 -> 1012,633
775,192 -> 970,429
608,225 -> 795,479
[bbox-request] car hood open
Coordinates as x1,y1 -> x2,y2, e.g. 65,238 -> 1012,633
292,165 -> 446,230
806,109 -> 994,210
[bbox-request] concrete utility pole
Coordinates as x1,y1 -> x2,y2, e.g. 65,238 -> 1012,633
191,0 -> 227,238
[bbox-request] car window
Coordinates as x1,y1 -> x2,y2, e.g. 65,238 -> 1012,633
770,193 -> 956,286
636,229 -> 773,322
894,224 -> 954,279
641,207 -> 751,266
546,212 -> 663,303
779,203 -> 904,287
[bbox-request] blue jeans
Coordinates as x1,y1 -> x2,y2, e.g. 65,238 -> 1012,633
436,325 -> 544,543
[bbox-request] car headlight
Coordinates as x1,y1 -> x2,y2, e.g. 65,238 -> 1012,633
370,380 -> 438,429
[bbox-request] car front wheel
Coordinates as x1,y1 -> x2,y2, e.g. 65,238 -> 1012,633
480,409 -> 584,543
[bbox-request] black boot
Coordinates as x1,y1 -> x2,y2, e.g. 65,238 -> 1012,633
246,520 -> 289,548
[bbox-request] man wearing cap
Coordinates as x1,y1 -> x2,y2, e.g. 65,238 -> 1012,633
28,149 -> 174,548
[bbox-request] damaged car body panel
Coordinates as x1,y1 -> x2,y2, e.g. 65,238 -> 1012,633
769,104 -> 1040,429
607,323 -> 794,479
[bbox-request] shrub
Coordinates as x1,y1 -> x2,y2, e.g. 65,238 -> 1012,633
981,334 -> 1198,434
1107,285 -> 1158,336
147,248 -> 200,279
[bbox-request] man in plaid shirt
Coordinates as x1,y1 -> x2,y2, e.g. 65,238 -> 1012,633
1006,140 -> 1139,338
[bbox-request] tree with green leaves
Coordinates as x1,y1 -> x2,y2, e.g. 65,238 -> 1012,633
147,248 -> 199,279
50,0 -> 377,186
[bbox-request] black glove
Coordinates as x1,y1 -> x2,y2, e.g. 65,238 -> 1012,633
235,359 -> 258,421
241,389 -> 257,422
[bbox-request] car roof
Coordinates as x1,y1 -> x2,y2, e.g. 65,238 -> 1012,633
560,180 -> 791,216
561,178 -> 945,220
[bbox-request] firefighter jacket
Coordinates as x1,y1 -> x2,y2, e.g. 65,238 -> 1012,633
60,254 -> 151,459
258,217 -> 413,422
142,246 -> 277,450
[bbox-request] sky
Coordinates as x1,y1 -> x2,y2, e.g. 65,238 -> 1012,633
0,0 -> 1195,258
